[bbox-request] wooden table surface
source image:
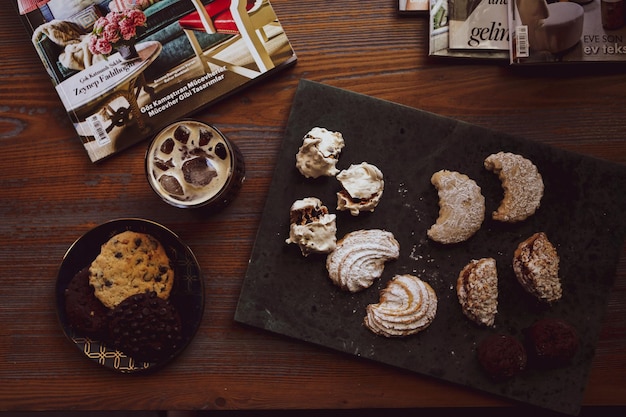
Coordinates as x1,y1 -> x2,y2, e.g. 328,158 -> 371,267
1,0 -> 624,412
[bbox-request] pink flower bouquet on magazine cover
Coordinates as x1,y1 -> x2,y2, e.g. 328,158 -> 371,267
88,8 -> 147,58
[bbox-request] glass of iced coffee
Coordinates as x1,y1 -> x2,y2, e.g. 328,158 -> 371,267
146,120 -> 245,210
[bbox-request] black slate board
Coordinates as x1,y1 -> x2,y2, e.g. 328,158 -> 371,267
234,80 -> 626,415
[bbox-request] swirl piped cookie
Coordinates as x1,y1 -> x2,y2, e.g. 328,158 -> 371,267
364,274 -> 438,337
326,229 -> 399,292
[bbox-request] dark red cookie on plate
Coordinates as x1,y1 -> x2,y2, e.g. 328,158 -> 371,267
525,317 -> 580,367
107,291 -> 183,363
64,266 -> 109,339
477,334 -> 527,381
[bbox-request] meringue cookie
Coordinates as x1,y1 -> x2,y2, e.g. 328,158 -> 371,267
286,197 -> 337,256
295,127 -> 345,178
336,162 -> 384,216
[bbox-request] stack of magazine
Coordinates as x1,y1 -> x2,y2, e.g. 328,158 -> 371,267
425,0 -> 626,64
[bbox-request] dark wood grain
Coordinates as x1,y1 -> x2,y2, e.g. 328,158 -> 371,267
0,1 -> 624,412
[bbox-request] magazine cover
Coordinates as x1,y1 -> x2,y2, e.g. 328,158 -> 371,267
428,0 -> 509,58
399,0 -> 429,13
448,0 -> 509,50
16,0 -> 297,162
510,0 -> 626,64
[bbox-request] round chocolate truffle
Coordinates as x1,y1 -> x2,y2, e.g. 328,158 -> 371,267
525,317 -> 580,367
477,334 -> 527,381
107,291 -> 183,363
64,266 -> 109,339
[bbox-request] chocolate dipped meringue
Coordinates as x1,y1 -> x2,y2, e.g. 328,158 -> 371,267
286,197 -> 337,256
336,162 -> 384,216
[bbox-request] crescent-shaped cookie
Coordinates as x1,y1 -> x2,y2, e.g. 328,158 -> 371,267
427,170 -> 485,244
326,229 -> 400,292
484,152 -> 544,222
364,274 -> 438,337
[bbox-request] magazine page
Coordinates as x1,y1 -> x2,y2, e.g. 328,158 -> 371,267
429,0 -> 509,58
510,0 -> 626,64
448,0 -> 509,50
19,0 -> 296,162
399,0 -> 429,13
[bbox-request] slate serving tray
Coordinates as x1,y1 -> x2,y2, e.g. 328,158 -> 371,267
234,80 -> 626,415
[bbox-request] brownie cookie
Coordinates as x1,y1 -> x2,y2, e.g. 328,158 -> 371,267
64,266 -> 109,339
525,317 -> 580,367
107,291 -> 183,363
477,334 -> 527,381
89,231 -> 174,309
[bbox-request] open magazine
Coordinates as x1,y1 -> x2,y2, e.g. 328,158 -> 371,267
16,0 -> 296,162
510,0 -> 626,64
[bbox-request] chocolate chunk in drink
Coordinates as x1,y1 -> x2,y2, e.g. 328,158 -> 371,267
182,157 -> 217,187
173,125 -> 191,144
158,174 -> 184,196
199,127 -> 213,147
215,142 -> 228,160
160,138 -> 175,154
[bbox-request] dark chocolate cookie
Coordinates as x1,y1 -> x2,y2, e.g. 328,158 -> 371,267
64,266 -> 109,339
477,334 -> 527,381
525,317 -> 580,367
107,291 -> 183,363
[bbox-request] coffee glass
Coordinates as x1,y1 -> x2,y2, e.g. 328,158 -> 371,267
146,120 -> 245,210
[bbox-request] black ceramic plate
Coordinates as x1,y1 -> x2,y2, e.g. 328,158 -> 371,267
235,80 -> 626,415
56,218 -> 204,373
